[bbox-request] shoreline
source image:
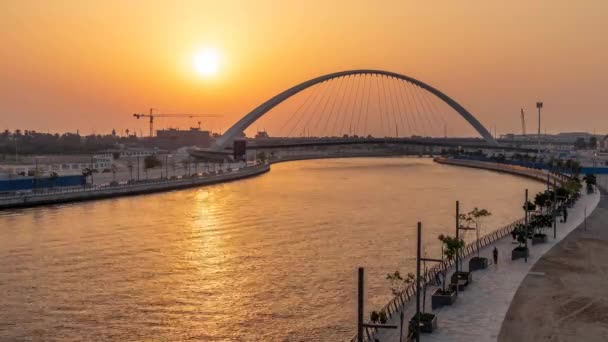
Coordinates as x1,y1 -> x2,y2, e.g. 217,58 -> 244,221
0,163 -> 270,210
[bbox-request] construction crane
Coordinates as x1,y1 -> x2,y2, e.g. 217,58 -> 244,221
133,108 -> 222,137
520,108 -> 526,136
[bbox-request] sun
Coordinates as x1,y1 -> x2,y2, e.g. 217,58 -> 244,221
193,48 -> 220,77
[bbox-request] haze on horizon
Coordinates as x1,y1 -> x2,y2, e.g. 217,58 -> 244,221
1,0 -> 607,137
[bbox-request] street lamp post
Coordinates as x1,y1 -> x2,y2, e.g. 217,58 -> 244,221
524,189 -> 529,263
356,268 -> 397,342
455,200 -> 475,296
536,101 -> 543,159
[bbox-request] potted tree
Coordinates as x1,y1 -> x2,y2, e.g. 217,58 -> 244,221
530,214 -> 551,244
403,270 -> 438,334
583,173 -> 597,194
511,223 -> 530,260
432,234 -> 463,308
462,207 -> 492,271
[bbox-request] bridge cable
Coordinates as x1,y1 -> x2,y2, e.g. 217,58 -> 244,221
414,85 -> 439,136
401,80 -> 423,136
405,82 -> 431,136
379,76 -> 391,136
348,74 -> 362,136
280,78 -> 320,134
298,80 -> 330,137
388,77 -> 406,137
313,77 -> 339,133
285,79 -> 324,137
395,79 -> 414,137
382,76 -> 397,137
420,87 -> 446,137
328,76 -> 344,136
321,76 -> 345,136
338,75 -> 356,136
416,86 -> 439,136
393,78 -> 412,137
363,74 -> 373,136
426,91 -> 448,137
332,75 -> 352,136
386,77 -> 400,137
387,77 -> 405,138
353,74 -> 366,135
374,75 -> 387,136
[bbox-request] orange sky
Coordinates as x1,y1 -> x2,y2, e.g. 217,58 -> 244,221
1,0 -> 607,137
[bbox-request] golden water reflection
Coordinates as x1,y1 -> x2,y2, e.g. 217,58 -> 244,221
0,158 -> 545,341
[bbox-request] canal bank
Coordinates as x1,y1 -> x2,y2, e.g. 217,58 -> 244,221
0,163 -> 269,209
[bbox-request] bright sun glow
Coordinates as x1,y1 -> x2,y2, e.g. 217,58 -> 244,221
194,48 -> 220,77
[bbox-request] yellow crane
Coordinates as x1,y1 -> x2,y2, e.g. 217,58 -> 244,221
133,108 -> 222,137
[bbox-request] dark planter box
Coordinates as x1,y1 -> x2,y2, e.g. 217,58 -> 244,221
469,256 -> 489,271
450,271 -> 472,290
431,288 -> 457,309
409,313 -> 438,334
532,234 -> 547,245
511,247 -> 529,260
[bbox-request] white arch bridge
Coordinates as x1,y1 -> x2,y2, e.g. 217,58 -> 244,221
192,69 -> 500,159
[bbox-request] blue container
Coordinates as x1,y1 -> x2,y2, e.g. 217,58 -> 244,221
0,175 -> 86,192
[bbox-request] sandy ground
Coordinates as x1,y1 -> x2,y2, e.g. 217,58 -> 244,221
499,181 -> 608,342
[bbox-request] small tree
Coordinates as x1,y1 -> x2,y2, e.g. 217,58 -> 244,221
257,151 -> 267,163
460,207 -> 491,258
370,310 -> 380,324
144,155 -> 162,170
583,173 -> 597,193
386,270 -> 414,296
437,234 -> 465,293
144,156 -> 162,179
523,201 -> 537,212
511,223 -> 530,248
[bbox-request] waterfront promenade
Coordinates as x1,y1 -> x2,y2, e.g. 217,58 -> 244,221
374,179 -> 600,341
499,181 -> 608,341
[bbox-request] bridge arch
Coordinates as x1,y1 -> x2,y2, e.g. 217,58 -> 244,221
212,69 -> 498,150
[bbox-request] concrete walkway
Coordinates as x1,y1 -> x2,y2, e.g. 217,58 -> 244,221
377,188 -> 600,342
499,183 -> 608,341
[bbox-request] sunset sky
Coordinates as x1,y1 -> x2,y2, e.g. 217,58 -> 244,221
1,0 -> 607,137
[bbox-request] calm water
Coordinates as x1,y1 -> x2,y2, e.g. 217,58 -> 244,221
0,158 -> 544,341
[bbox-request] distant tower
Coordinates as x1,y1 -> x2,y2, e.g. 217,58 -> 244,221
536,102 -> 543,157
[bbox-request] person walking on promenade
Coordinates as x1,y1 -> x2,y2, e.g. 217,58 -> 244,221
563,206 -> 568,223
493,247 -> 498,265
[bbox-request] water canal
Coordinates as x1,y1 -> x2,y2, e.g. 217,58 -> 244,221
0,157 -> 545,341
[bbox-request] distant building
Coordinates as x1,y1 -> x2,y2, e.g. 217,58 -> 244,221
155,128 -> 211,148
255,131 -> 270,139
602,135 -> 608,151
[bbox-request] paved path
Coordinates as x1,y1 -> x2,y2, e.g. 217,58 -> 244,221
376,188 -> 600,342
499,182 -> 608,341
